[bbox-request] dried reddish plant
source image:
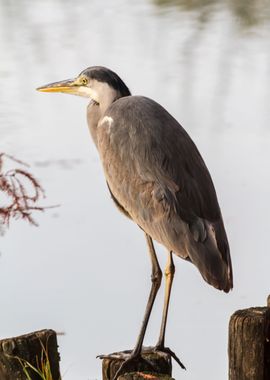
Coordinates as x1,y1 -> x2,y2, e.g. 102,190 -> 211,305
0,153 -> 46,227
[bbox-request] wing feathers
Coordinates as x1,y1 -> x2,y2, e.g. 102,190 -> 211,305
97,96 -> 233,292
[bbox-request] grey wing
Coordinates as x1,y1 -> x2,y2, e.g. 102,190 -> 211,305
97,96 -> 233,292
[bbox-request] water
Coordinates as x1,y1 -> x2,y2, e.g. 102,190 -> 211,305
0,1 -> 270,379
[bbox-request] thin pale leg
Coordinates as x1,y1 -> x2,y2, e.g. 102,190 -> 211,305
157,251 -> 175,348
98,233 -> 162,379
155,251 -> 186,369
131,233 -> 162,356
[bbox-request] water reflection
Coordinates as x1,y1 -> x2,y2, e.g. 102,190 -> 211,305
34,159 -> 83,170
154,0 -> 270,27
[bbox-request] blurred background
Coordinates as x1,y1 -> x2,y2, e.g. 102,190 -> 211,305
0,0 -> 270,379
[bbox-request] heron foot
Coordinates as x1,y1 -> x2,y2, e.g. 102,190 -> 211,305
97,349 -> 133,361
97,346 -> 184,378
154,345 -> 186,370
97,348 -> 157,380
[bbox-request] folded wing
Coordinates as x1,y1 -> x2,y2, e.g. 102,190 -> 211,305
97,96 -> 233,292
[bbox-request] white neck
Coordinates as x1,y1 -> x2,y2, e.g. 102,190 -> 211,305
79,81 -> 118,116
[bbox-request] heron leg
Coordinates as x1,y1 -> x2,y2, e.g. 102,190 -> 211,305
131,233 -> 162,356
156,251 -> 175,348
154,251 -> 186,369
98,233 -> 162,379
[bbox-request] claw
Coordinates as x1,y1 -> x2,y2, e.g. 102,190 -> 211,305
97,349 -> 132,361
154,346 -> 186,370
97,354 -> 124,360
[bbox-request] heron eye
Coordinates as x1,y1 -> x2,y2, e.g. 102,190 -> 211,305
81,77 -> 88,85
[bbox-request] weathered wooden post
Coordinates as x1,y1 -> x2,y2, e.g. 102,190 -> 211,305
101,349 -> 174,380
0,329 -> 61,380
228,296 -> 270,380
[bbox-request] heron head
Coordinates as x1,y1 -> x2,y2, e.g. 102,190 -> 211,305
37,66 -> 131,105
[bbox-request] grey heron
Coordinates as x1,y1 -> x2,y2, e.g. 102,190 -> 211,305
37,66 -> 233,378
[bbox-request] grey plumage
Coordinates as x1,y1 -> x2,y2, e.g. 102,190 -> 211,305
97,94 -> 232,292
37,66 -> 233,376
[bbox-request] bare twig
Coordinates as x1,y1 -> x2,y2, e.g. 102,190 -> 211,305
0,153 -> 49,228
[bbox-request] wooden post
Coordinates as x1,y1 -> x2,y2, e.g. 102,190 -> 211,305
228,297 -> 270,380
118,373 -> 174,380
0,329 -> 61,380
101,349 -> 174,380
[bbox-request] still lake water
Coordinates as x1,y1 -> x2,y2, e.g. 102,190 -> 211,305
1,1 -> 270,379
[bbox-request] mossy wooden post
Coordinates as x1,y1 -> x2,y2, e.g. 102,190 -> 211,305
102,350 -> 174,380
228,296 -> 270,380
0,329 -> 61,380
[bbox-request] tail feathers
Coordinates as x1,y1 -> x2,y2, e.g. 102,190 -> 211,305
187,220 -> 233,293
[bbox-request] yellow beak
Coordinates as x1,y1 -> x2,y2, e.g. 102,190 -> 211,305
36,79 -> 77,94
